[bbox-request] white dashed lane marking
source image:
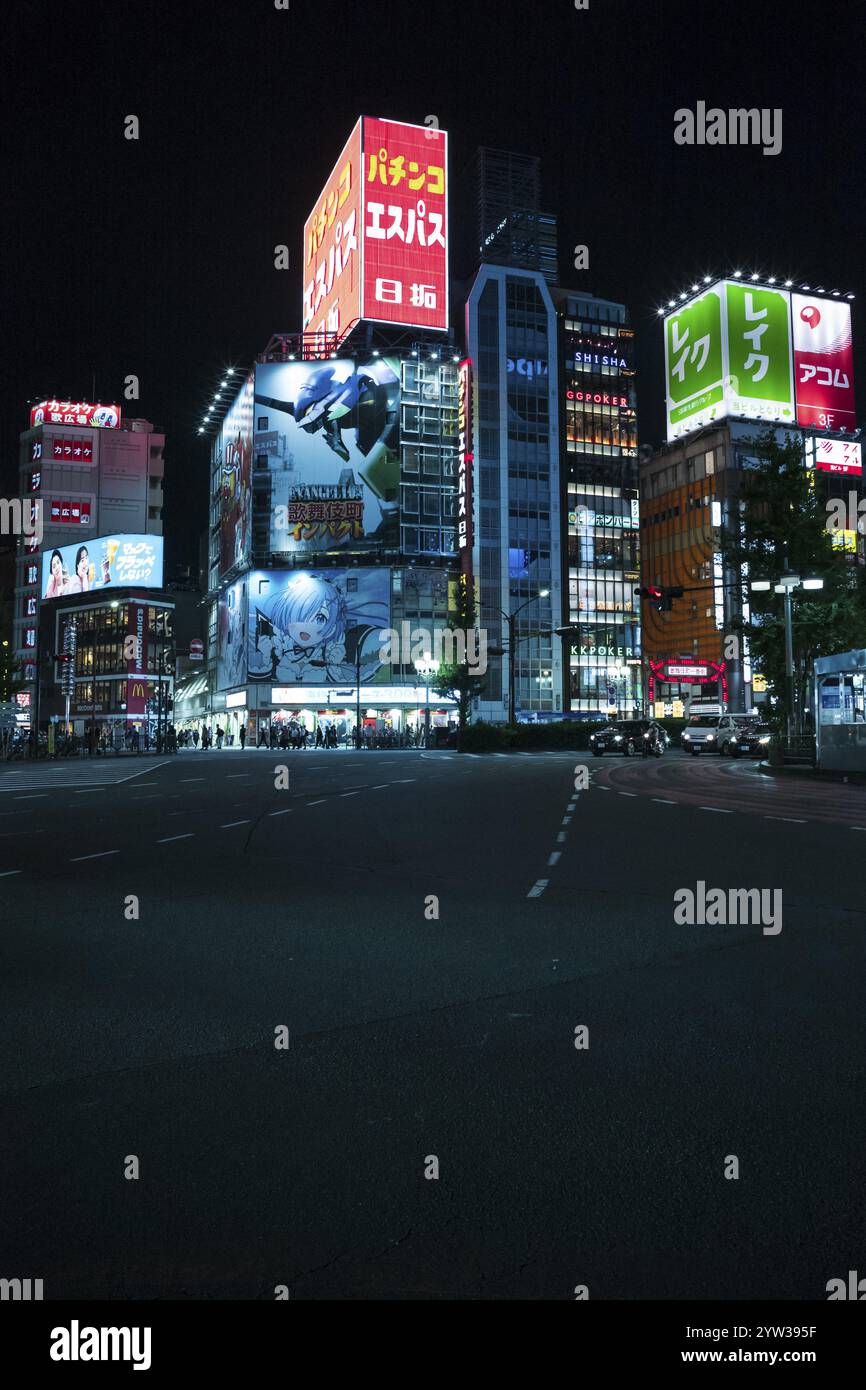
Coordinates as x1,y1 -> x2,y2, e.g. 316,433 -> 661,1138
70,850 -> 119,862
527,879 -> 548,898
157,834 -> 195,843
547,851 -> 561,866
700,806 -> 732,813
220,820 -> 251,828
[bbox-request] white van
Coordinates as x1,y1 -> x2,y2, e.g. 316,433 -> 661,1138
682,711 -> 760,756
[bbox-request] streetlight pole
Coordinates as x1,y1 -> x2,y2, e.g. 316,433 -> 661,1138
414,656 -> 440,748
500,589 -> 549,726
751,573 -> 823,740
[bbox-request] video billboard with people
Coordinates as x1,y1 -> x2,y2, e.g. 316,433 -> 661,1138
41,534 -> 164,600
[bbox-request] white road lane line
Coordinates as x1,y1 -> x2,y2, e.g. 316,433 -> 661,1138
307,799 -> 327,806
157,834 -> 195,843
619,792 -> 637,797
220,820 -> 251,828
181,778 -> 206,783
700,806 -> 732,813
547,851 -> 561,866
556,831 -> 567,843
268,809 -> 293,816
561,816 -> 572,825
764,815 -> 807,824
372,784 -> 389,790
527,879 -> 549,898
652,797 -> 676,804
70,850 -> 119,862
340,791 -> 359,797
14,794 -> 48,800
0,869 -> 22,877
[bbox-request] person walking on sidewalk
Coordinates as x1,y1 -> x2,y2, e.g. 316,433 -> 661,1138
239,724 -> 246,749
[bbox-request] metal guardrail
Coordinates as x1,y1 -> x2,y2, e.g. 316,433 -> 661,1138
779,735 -> 816,766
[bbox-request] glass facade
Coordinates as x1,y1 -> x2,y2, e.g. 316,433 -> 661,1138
560,298 -> 641,714
468,266 -> 562,718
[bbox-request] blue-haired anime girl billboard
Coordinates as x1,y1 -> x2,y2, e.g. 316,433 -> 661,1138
247,569 -> 390,684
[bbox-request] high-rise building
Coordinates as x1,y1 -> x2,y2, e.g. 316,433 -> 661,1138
470,147 -> 558,285
202,339 -> 461,744
556,292 -> 640,714
14,403 -> 165,725
464,264 -> 563,719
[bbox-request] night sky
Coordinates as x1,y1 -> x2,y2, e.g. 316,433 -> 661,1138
3,0 -> 863,573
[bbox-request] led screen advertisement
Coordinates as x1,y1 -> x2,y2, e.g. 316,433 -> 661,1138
303,117 -> 448,344
792,294 -> 856,431
254,356 -> 401,557
42,534 -> 163,600
246,568 -> 390,685
218,369 -> 254,574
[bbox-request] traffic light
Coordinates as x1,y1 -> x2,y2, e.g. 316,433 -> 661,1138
634,585 -> 684,612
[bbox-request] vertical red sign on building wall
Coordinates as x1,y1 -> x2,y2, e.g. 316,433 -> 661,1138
792,294 -> 856,431
126,601 -> 149,715
457,358 -> 474,575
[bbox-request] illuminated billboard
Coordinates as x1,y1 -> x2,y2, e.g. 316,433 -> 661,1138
218,369 -> 254,574
31,400 -> 120,429
254,356 -> 401,557
217,578 -> 248,692
246,568 -> 390,685
303,120 -> 363,348
792,294 -> 856,431
806,437 -> 862,476
665,281 -> 858,441
42,534 -> 163,600
664,281 -> 794,439
457,358 -> 473,571
303,117 -> 448,344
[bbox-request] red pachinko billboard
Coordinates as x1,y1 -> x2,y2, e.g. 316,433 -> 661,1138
30,400 -> 121,429
303,117 -> 448,345
303,120 -> 363,348
361,117 -> 448,333
792,294 -> 856,431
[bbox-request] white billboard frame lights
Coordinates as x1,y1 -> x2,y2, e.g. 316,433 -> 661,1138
663,276 -> 857,442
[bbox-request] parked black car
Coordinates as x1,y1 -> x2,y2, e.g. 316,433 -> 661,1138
589,720 -> 668,757
729,722 -> 773,758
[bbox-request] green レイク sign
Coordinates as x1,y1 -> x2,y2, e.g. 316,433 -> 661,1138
666,289 -> 723,407
664,280 -> 794,438
725,282 -> 793,415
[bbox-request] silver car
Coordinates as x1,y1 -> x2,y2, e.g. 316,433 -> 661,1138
681,713 -> 759,756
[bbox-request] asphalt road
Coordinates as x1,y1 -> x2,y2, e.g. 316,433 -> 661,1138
1,746 -> 864,1299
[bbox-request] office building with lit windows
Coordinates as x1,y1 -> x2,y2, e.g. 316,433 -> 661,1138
464,264 -> 564,719
556,293 -> 641,714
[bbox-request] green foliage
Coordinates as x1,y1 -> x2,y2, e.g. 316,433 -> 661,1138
430,576 -> 487,729
721,430 -> 866,725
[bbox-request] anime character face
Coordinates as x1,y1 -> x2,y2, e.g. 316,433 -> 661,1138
267,573 -> 346,652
